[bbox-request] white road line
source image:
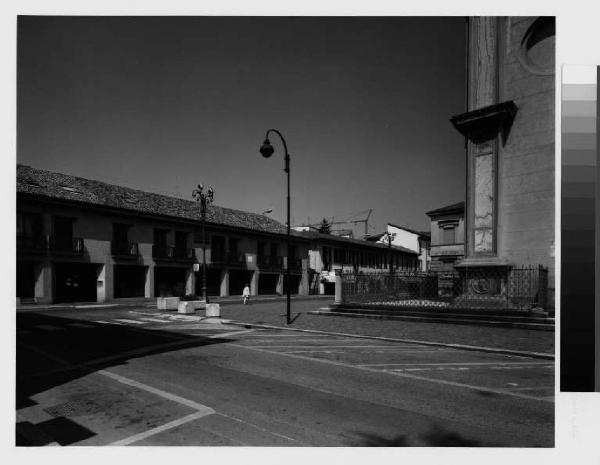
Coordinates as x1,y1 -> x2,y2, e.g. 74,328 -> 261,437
98,370 -> 215,413
357,362 -> 552,367
75,304 -> 118,309
109,411 -> 211,446
231,343 -> 554,403
208,330 -> 256,339
244,345 -> 438,350
139,318 -> 171,323
113,319 -> 147,325
95,320 -> 123,325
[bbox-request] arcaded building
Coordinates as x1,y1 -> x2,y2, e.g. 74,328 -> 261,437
450,17 -> 555,308
16,165 -> 311,304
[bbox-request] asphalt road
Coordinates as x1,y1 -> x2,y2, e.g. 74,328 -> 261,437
16,306 -> 554,447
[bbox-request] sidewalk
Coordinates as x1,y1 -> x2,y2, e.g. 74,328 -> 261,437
220,301 -> 555,355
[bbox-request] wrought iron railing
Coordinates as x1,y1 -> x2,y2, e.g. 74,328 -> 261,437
287,257 -> 302,270
49,236 -> 85,254
17,235 -> 48,252
227,252 -> 246,266
111,241 -> 139,257
258,255 -> 283,269
340,265 -> 549,310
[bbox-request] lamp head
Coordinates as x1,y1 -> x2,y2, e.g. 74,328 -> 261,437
259,138 -> 275,158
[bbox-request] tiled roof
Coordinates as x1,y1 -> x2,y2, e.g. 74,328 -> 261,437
386,223 -> 431,239
425,201 -> 465,217
298,231 -> 418,255
17,165 -> 290,236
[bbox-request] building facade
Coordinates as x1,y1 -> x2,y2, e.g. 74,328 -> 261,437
17,165 -> 310,304
301,231 -> 419,295
426,202 -> 465,273
449,16 -> 555,309
366,223 -> 431,272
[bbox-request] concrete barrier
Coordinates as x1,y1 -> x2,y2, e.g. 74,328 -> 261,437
205,303 -> 220,318
157,297 -> 180,311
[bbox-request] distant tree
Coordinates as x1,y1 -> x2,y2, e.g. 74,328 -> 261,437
317,218 -> 332,234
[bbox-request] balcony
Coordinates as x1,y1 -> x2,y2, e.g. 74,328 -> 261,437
49,236 -> 85,255
153,245 -> 196,261
17,235 -> 47,253
286,257 -> 303,270
227,252 -> 247,267
111,241 -> 139,259
257,255 -> 283,270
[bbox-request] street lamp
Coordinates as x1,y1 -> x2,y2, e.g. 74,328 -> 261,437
383,231 -> 396,274
192,184 -> 214,304
259,129 -> 292,325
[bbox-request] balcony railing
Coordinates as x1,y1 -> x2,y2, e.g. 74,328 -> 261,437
257,255 -> 283,270
111,241 -> 139,258
227,252 -> 247,267
153,245 -> 196,261
287,257 -> 302,270
17,235 -> 48,253
49,236 -> 85,255
210,250 -> 226,265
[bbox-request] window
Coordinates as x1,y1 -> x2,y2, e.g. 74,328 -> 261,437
113,223 -> 130,246
154,229 -> 168,248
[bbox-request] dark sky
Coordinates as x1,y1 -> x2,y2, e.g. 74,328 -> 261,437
17,16 -> 466,234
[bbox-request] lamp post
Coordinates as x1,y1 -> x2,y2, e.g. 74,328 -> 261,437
259,129 -> 291,325
383,231 -> 396,274
192,184 -> 214,304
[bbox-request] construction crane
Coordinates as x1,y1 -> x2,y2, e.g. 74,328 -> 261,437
301,209 -> 373,238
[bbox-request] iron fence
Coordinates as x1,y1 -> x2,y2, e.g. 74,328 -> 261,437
340,265 -> 548,310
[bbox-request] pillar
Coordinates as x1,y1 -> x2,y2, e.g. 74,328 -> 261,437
96,263 -> 114,302
250,270 -> 258,296
34,261 -> 53,304
220,269 -> 229,297
185,266 -> 195,296
276,273 -> 284,296
145,264 -> 155,298
334,269 -> 343,305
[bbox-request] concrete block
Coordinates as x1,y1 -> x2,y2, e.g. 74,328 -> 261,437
205,303 -> 220,318
157,297 -> 180,311
178,301 -> 196,314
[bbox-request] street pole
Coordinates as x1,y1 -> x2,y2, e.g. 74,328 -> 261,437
192,184 -> 214,304
260,129 -> 292,325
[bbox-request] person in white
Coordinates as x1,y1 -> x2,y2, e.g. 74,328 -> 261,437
242,284 -> 250,305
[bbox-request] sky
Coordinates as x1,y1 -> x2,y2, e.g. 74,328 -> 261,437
17,16 -> 466,235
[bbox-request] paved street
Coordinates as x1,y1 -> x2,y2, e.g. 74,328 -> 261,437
17,304 -> 554,447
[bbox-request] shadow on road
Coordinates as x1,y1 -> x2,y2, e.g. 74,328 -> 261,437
16,311 -> 234,446
352,425 -> 483,447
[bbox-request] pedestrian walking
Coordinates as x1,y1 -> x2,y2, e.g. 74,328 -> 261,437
242,284 -> 250,305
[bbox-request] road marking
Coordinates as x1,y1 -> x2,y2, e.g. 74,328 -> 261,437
113,319 -> 146,325
75,304 -> 118,309
358,361 -> 551,367
36,324 -> 64,331
244,345 -> 439,350
139,317 -> 171,323
207,329 -> 256,339
94,320 -> 123,325
110,411 -> 211,446
98,370 -> 215,413
231,343 -> 554,403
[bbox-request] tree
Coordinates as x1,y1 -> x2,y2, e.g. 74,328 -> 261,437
317,218 -> 332,234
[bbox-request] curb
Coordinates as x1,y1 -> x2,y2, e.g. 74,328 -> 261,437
222,320 -> 555,360
16,296 -> 333,313
308,310 -> 555,331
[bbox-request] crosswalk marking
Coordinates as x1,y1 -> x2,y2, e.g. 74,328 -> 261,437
113,319 -> 147,325
139,317 -> 170,323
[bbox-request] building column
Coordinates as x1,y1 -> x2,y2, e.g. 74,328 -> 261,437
34,261 -> 53,304
96,263 -> 114,302
220,269 -> 229,297
145,264 -> 155,299
250,271 -> 258,296
185,266 -> 195,296
276,273 -> 284,296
